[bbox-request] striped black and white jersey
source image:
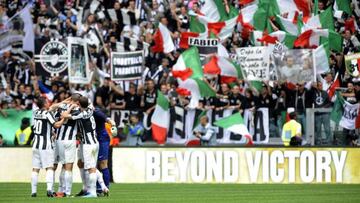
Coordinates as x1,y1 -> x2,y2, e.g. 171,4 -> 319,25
55,104 -> 81,141
73,108 -> 98,145
32,109 -> 56,150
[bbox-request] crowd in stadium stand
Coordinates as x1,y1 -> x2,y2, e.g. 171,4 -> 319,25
0,0 -> 360,146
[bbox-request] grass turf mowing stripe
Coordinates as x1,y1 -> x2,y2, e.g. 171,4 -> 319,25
0,183 -> 359,203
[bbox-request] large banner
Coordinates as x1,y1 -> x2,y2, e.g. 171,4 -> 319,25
68,37 -> 90,84
0,109 -> 32,146
1,148 -> 359,183
236,47 -> 270,81
344,53 -> 360,77
111,148 -> 359,183
112,107 -> 269,145
188,37 -> 218,56
111,51 -> 144,81
272,49 -> 315,83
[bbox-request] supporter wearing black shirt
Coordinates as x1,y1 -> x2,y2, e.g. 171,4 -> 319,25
229,85 -> 246,113
124,84 -> 142,111
178,6 -> 189,30
14,61 -> 32,85
143,79 -> 157,113
215,84 -> 231,110
22,85 -> 34,110
274,89 -> 287,115
243,89 -> 258,109
258,84 -> 274,109
355,82 -> 360,102
110,92 -> 125,110
311,82 -> 332,145
201,96 -> 217,110
95,78 -> 112,109
342,81 -> 358,104
287,83 -> 313,114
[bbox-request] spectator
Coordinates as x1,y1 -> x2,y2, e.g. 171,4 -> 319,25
193,115 -> 217,146
123,114 -> 144,146
143,79 -> 157,114
343,29 -> 360,54
95,78 -> 112,110
124,83 -> 142,111
14,117 -> 32,146
312,82 -> 332,145
282,108 -> 302,146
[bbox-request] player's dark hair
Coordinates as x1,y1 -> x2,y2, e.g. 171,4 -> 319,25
36,97 -> 46,109
79,97 -> 89,109
71,94 -> 81,102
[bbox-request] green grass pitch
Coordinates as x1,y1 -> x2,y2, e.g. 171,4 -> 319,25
0,183 -> 360,203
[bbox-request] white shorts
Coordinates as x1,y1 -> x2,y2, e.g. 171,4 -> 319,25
32,148 -> 55,169
57,140 -> 77,164
78,143 -> 99,170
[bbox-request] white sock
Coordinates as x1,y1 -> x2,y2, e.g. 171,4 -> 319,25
52,170 -> 55,192
46,170 -> 54,192
96,169 -> 108,191
85,170 -> 90,192
79,168 -> 87,191
64,171 -> 73,195
58,168 -> 65,193
31,172 -> 38,194
88,172 -> 97,196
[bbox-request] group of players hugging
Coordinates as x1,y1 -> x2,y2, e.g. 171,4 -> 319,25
31,93 -> 116,198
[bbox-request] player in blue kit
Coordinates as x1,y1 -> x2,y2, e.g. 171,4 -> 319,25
93,107 -> 116,194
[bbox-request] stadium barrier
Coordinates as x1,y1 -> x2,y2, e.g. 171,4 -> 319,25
1,148 -> 360,184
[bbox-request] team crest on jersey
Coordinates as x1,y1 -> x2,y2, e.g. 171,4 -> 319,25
35,40 -> 68,75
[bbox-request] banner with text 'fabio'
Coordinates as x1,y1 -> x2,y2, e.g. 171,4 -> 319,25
188,37 -> 218,56
111,51 -> 144,81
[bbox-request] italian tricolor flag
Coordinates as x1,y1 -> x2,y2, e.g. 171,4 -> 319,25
214,112 -> 253,145
275,12 -> 302,36
270,0 -> 311,18
254,30 -> 297,48
327,72 -> 340,99
189,15 -> 238,41
203,56 -> 244,84
172,47 -> 216,107
238,2 -> 268,31
151,91 -> 170,144
333,0 -> 352,18
152,23 -> 175,54
294,29 -> 342,52
189,1 -> 239,40
313,42 -> 330,74
302,7 -> 334,32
